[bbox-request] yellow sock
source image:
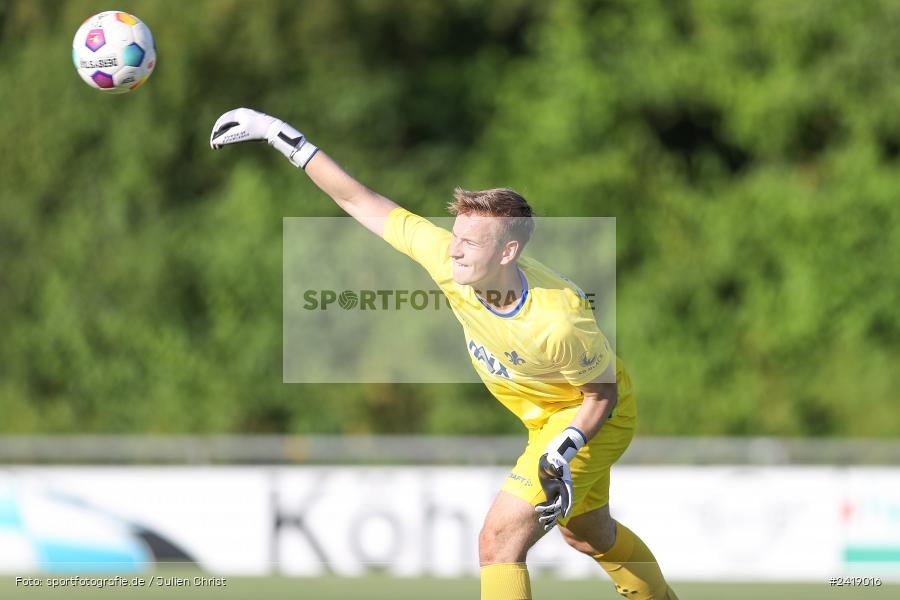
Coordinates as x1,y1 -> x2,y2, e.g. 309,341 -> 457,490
480,562 -> 532,600
592,522 -> 679,600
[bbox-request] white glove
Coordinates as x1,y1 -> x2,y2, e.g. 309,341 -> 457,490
209,107 -> 319,169
534,426 -> 587,531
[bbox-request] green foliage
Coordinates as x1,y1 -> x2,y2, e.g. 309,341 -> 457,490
1,0 -> 897,436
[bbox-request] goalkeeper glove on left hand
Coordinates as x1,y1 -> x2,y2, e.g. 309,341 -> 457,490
209,107 -> 319,169
535,426 -> 587,531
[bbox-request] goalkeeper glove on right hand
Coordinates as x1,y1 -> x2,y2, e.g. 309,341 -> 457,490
209,107 -> 319,169
534,426 -> 587,531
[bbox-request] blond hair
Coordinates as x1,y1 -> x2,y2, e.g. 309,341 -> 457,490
447,187 -> 535,246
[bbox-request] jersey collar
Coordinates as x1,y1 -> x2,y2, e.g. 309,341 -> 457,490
475,268 -> 529,318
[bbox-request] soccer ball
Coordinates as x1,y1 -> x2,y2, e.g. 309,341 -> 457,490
72,11 -> 156,93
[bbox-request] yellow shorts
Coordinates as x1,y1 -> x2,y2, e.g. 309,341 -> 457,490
500,396 -> 636,526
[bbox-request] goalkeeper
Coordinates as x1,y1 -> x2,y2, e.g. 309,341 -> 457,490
210,109 -> 679,600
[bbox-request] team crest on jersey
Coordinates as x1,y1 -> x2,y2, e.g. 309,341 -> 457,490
468,340 -> 512,379
504,351 -> 525,365
580,351 -> 598,368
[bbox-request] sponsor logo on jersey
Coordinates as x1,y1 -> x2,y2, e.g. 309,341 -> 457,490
468,340 -> 511,379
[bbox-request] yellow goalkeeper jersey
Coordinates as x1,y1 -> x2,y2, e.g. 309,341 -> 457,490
383,207 -> 635,430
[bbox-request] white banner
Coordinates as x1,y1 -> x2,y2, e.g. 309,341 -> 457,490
1,466 -> 898,581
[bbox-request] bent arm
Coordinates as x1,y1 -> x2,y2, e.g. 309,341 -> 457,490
304,151 -> 400,238
569,362 -> 618,442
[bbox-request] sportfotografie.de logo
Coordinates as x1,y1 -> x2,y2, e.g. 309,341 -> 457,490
301,289 -> 597,311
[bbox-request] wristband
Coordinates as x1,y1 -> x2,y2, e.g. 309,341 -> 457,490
547,426 -> 587,463
267,120 -> 320,169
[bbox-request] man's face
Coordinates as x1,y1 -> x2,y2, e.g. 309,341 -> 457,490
449,213 -> 511,286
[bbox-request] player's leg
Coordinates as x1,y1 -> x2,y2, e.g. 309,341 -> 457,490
480,489 -> 547,563
557,503 -> 616,554
479,490 -> 546,600
559,505 -> 679,600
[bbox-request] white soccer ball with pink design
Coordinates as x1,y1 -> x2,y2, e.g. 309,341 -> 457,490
72,11 -> 156,93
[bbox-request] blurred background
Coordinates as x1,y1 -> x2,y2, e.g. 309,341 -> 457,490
1,0 -> 899,597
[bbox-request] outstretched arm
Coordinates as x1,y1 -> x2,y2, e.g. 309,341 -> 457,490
303,151 -> 399,237
210,108 -> 399,237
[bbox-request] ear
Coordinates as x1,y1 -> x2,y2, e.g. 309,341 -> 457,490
499,239 -> 520,265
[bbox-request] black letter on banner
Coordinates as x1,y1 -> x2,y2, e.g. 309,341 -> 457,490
271,477 -> 333,574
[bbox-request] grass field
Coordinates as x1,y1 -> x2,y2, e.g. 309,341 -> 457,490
3,574 -> 898,599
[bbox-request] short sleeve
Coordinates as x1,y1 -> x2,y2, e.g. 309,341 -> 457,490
382,207 -> 452,281
548,312 -> 614,386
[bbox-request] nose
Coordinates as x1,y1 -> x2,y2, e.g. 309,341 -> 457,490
449,237 -> 463,259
